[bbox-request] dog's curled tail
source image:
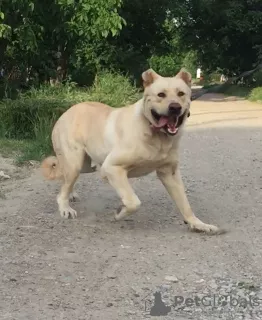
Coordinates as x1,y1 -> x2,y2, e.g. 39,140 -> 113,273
41,156 -> 63,180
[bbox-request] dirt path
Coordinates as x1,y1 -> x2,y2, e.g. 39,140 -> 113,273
1,94 -> 262,320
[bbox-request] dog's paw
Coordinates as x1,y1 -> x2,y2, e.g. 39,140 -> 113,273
60,206 -> 77,219
189,222 -> 218,233
69,192 -> 80,202
186,217 -> 225,235
114,205 -> 128,221
114,197 -> 141,221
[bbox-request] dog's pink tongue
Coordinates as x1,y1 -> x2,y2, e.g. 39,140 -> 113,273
155,116 -> 168,128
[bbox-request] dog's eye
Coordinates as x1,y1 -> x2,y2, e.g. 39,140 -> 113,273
158,92 -> 166,98
178,91 -> 185,97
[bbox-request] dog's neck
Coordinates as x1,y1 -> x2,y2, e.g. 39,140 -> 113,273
134,98 -> 145,116
134,98 -> 153,129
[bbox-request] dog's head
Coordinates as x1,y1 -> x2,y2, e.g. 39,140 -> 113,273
141,68 -> 192,136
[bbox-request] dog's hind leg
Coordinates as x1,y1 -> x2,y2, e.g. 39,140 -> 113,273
68,154 -> 96,203
56,149 -> 85,219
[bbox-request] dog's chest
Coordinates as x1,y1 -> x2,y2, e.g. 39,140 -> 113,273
147,134 -> 175,160
127,138 -> 176,178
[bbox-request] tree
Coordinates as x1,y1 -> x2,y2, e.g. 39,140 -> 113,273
2,0 -> 260,90
178,0 -> 262,75
0,0 -> 125,87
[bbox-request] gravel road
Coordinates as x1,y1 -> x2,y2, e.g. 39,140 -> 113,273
1,93 -> 262,320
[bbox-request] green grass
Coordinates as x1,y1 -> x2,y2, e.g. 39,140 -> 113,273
21,71 -> 141,107
15,116 -> 54,164
0,71 -> 141,164
0,138 -> 51,165
0,139 -> 31,159
218,84 -> 262,101
202,69 -> 262,100
203,83 -> 262,101
219,84 -> 252,98
249,87 -> 262,103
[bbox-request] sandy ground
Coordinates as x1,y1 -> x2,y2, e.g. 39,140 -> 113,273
1,93 -> 262,320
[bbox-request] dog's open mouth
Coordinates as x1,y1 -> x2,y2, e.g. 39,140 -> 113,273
150,109 -> 187,135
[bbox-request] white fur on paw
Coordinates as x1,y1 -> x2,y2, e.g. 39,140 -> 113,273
189,222 -> 219,233
69,192 -> 80,202
60,206 -> 77,219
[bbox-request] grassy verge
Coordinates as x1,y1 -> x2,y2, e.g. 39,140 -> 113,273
0,137 -> 52,165
0,139 -> 31,159
202,83 -> 262,102
217,84 -> 252,98
0,71 -> 141,164
249,87 -> 262,103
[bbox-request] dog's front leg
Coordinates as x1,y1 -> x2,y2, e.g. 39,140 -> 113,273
157,165 -> 220,233
101,161 -> 141,220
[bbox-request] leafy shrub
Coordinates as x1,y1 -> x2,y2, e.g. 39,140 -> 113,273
0,72 -> 140,142
89,71 -> 140,107
182,51 -> 198,77
148,55 -> 182,77
149,51 -> 198,78
249,87 -> 262,102
0,98 -> 68,139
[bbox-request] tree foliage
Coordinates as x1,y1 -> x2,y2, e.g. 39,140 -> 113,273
1,0 -> 262,93
0,0 -> 125,88
179,0 -> 262,75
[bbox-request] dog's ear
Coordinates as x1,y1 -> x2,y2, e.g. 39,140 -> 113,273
142,69 -> 160,88
176,68 -> 192,87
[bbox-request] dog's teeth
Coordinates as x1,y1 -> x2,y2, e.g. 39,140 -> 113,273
168,127 -> 178,134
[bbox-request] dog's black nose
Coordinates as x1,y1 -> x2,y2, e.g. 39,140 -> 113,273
168,103 -> 181,115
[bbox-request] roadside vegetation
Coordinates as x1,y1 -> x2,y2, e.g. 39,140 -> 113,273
202,70 -> 262,102
1,0 -> 262,163
0,72 -> 141,163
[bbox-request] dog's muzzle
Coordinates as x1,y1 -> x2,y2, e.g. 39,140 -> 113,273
150,106 -> 189,136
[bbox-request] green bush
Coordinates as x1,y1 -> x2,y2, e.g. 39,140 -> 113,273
148,55 -> 182,77
182,51 -> 198,77
0,98 -> 68,139
89,71 -> 141,107
249,87 -> 262,102
0,72 -> 140,162
148,51 -> 198,79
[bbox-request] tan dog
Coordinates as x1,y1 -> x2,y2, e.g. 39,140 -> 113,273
41,69 -> 219,233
